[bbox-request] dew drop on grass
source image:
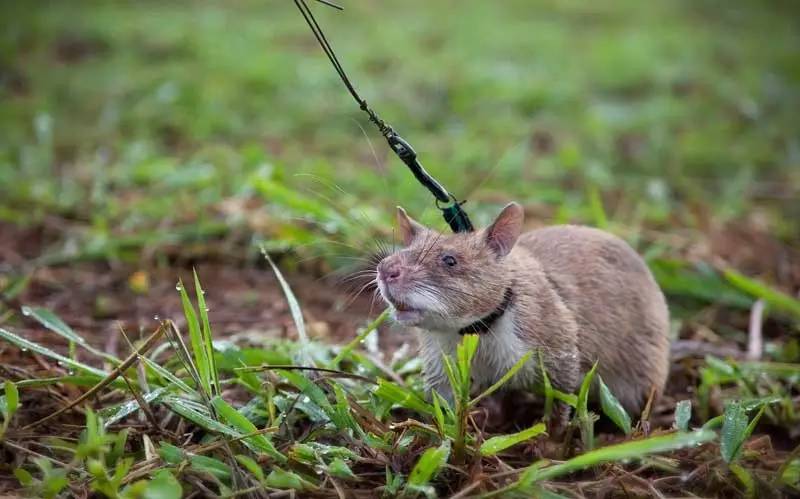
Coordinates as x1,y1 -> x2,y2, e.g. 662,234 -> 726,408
204,307 -> 209,312
175,283 -> 182,291
21,308 -> 31,316
153,315 -> 160,321
21,348 -> 28,352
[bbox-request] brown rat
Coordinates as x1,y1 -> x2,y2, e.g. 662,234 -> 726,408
376,202 -> 670,417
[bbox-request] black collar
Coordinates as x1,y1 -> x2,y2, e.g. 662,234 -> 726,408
459,288 -> 514,335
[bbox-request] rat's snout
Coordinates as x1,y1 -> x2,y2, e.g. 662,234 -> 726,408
377,257 -> 405,284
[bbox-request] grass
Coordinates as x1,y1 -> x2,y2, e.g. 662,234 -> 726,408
1,0 -> 799,497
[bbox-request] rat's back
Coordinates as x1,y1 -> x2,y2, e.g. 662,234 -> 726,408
517,225 -> 670,413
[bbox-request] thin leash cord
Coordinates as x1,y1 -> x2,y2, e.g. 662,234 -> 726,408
293,0 -> 474,233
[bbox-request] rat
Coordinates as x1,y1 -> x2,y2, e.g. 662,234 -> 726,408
376,202 -> 670,420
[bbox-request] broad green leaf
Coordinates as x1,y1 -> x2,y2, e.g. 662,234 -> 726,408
480,422 -> 547,456
408,440 -> 451,487
674,400 -> 692,431
0,327 -> 109,378
373,379 -> 433,416
211,396 -> 285,462
598,376 -> 631,435
142,469 -> 182,499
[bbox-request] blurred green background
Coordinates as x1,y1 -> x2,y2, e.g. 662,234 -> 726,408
1,0 -> 798,265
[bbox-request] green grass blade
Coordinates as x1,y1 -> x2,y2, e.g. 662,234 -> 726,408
724,268 -> 800,319
470,351 -> 532,406
720,401 -> 748,463
262,248 -> 314,367
21,306 -> 120,363
100,387 -> 167,427
538,349 -> 554,421
598,376 -> 632,435
331,308 -> 390,367
177,279 -> 211,397
373,379 -> 434,416
211,396 -> 285,462
480,422 -> 547,456
523,429 -> 716,484
674,400 -> 692,431
193,270 -> 220,396
408,440 -> 451,487
0,327 -> 109,378
138,355 -> 196,394
3,380 -> 19,418
163,396 -> 240,438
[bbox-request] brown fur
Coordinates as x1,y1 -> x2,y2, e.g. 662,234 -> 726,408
377,203 -> 670,415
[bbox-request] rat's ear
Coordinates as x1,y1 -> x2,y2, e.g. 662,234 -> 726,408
485,202 -> 524,257
396,206 -> 426,245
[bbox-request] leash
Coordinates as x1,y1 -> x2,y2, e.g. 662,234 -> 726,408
293,0 -> 474,233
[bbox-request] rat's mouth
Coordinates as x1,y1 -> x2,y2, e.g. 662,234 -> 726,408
387,297 -> 424,324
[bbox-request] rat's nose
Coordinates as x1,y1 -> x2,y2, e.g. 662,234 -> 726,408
378,260 -> 403,283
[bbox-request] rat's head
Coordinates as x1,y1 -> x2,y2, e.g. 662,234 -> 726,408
376,202 -> 524,329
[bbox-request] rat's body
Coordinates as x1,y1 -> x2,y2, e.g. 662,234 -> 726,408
377,203 -> 670,415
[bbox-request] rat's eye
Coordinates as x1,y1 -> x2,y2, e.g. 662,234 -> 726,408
442,255 -> 457,267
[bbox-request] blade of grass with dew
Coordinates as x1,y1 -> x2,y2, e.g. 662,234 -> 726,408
177,279 -> 211,398
138,355 -> 196,395
262,247 -> 314,367
724,268 -> 800,319
480,422 -> 547,456
674,400 -> 692,431
598,375 -> 632,435
14,375 -> 126,390
162,396 -> 242,438
100,386 -> 168,427
193,270 -> 220,396
20,306 -> 120,364
278,369 -> 345,427
211,395 -> 286,462
0,327 -> 109,378
721,402 -> 767,463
